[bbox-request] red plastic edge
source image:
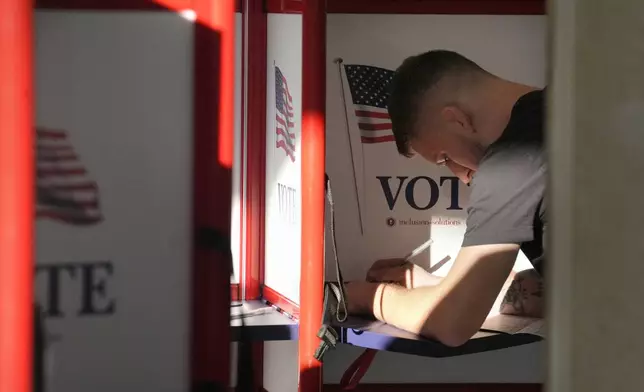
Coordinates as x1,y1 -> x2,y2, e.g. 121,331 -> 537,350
265,0 -> 544,14
326,0 -> 545,14
263,286 -> 301,319
265,0 -> 303,13
0,1 -> 34,392
231,284 -> 240,301
322,384 -> 543,392
299,0 -> 326,391
238,4 -> 265,392
35,0 -> 186,10
34,0 -> 243,12
244,0 -> 267,300
33,0 -> 541,15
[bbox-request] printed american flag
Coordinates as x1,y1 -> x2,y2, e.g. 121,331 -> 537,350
344,64 -> 395,144
275,65 -> 296,162
36,128 -> 103,225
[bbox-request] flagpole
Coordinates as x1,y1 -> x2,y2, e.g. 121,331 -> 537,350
334,58 -> 364,235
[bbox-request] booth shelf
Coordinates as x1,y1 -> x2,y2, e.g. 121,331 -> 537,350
230,307 -> 543,358
231,300 -> 299,341
332,317 -> 543,358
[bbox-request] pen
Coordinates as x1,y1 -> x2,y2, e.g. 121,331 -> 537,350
403,238 -> 434,262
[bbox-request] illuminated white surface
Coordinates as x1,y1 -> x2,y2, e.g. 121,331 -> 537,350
263,14 -> 303,303
178,9 -> 196,22
35,11 -> 193,392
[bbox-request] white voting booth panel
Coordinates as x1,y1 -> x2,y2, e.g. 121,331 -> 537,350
263,13 -> 303,305
260,12 -> 305,392
34,10 -> 243,392
321,13 -> 547,385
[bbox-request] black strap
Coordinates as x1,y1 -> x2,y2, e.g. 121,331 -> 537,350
325,173 -> 348,323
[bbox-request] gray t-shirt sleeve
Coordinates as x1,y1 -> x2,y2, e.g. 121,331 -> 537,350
462,144 -> 546,247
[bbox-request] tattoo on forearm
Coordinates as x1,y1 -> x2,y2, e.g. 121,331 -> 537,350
500,269 -> 543,315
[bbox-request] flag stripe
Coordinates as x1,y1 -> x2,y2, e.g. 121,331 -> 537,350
37,129 -> 67,139
276,140 -> 295,160
276,113 -> 295,129
276,128 -> 296,149
37,154 -> 79,162
281,74 -> 293,102
361,135 -> 396,144
37,145 -> 75,152
41,199 -> 99,208
275,65 -> 296,161
36,127 -> 103,225
43,182 -> 97,191
355,110 -> 390,119
38,168 -> 87,177
35,210 -> 102,225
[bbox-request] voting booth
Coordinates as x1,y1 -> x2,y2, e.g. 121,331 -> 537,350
249,1 -> 547,388
3,1 -> 238,392
1,1 -> 547,392
245,0 -> 548,391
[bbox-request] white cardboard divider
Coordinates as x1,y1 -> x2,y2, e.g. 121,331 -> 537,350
35,11 -> 194,392
325,14 -> 547,282
231,12 -> 244,285
264,14 -> 304,304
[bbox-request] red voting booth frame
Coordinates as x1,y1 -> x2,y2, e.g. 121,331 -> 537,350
0,1 -> 544,392
0,2 -> 33,392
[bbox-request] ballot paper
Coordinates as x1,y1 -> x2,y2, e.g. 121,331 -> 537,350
482,314 -> 546,339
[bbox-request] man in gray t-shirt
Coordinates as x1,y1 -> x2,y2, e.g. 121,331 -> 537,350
342,50 -> 546,346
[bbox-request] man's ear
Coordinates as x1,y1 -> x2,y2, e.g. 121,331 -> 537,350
441,106 -> 474,133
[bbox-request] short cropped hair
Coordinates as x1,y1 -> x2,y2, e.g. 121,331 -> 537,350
387,50 -> 488,157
